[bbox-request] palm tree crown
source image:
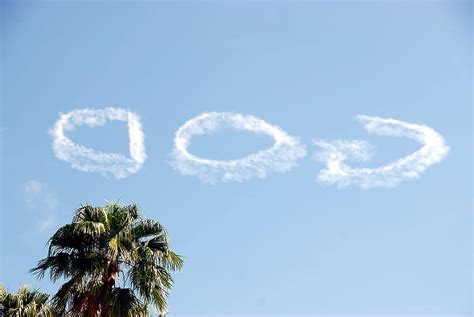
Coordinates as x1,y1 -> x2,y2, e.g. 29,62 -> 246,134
31,203 -> 183,316
0,285 -> 55,317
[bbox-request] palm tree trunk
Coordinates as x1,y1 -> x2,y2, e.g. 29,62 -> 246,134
100,260 -> 118,317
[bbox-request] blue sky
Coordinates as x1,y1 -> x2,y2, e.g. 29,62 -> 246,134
1,1 -> 472,316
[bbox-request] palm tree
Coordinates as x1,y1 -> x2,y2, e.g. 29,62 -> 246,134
0,284 -> 56,316
31,203 -> 183,316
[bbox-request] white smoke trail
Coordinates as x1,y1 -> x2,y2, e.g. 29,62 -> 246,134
170,112 -> 307,183
51,107 -> 147,179
314,115 -> 449,188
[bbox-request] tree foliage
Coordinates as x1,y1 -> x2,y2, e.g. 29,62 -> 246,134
31,203 -> 183,316
0,285 -> 55,317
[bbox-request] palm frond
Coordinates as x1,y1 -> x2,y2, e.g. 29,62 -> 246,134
109,287 -> 142,317
0,285 -> 56,317
132,219 -> 167,240
160,251 -> 184,272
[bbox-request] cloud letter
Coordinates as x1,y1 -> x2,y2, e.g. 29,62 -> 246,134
51,107 -> 147,179
170,112 -> 307,183
314,115 -> 449,188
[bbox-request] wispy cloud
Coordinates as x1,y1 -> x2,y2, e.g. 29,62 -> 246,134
24,180 -> 58,231
50,107 -> 147,179
314,115 -> 449,188
38,214 -> 56,232
170,112 -> 307,183
24,180 -> 57,210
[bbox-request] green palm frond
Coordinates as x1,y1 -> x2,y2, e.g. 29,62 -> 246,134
0,285 -> 56,317
73,205 -> 109,225
47,224 -> 95,256
160,251 -> 184,272
132,219 -> 167,240
109,287 -> 141,316
129,300 -> 150,317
